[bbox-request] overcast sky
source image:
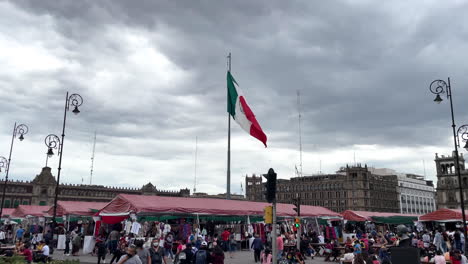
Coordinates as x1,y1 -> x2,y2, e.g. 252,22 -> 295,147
1,0 -> 468,195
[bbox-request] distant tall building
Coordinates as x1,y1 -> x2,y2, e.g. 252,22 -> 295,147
246,164 -> 400,213
369,168 -> 436,214
435,152 -> 467,209
0,167 -> 190,207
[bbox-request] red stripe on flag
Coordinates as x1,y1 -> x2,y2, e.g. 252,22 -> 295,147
238,96 -> 267,147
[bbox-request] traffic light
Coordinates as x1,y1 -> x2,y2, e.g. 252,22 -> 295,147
292,197 -> 301,216
294,217 -> 300,228
264,168 -> 277,203
264,206 -> 273,224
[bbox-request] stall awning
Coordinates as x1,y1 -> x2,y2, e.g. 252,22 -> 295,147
2,209 -> 15,218
47,201 -> 109,217
99,194 -> 340,218
419,208 -> 468,222
341,210 -> 419,224
12,205 -> 50,218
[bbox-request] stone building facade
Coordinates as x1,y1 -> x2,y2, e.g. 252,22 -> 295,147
435,152 -> 468,209
0,167 -> 190,208
368,168 -> 436,214
245,164 -> 400,213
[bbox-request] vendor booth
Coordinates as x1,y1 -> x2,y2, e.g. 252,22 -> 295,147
11,205 -> 50,218
46,201 -> 108,252
342,210 -> 419,225
98,194 -> 341,251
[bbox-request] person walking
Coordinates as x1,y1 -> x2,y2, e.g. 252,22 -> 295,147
193,242 -> 210,264
149,238 -> 166,264
276,234 -> 284,259
164,232 -> 175,260
96,238 -> 108,264
251,234 -> 264,263
110,240 -> 126,264
109,229 -> 120,254
221,229 -> 230,252
135,240 -> 151,264
179,243 -> 194,264
434,229 -> 444,253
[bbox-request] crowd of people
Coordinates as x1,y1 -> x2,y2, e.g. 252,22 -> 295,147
5,219 -> 468,264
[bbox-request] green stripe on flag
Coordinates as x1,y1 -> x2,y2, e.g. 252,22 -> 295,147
227,71 -> 238,116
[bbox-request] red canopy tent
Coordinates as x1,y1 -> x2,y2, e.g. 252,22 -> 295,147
47,201 -> 108,217
99,194 -> 340,218
12,205 -> 50,218
419,208 -> 468,222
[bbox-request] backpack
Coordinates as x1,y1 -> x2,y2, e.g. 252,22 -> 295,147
195,250 -> 207,264
178,251 -> 186,260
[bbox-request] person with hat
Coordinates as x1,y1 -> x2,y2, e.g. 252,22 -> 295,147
193,241 -> 211,264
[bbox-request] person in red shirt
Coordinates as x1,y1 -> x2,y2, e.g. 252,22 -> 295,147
22,242 -> 33,264
221,229 -> 230,252
451,250 -> 462,264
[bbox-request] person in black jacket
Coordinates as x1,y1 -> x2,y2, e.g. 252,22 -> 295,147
251,234 -> 263,263
179,243 -> 194,264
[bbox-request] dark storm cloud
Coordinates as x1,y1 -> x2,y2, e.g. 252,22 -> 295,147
2,0 -> 468,191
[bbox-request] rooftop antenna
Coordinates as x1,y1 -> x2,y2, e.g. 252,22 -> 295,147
423,159 -> 427,179
353,151 -> 356,166
90,131 -> 97,185
297,90 -> 303,177
193,136 -> 198,193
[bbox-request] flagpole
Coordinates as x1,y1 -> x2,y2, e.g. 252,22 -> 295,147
227,52 -> 232,200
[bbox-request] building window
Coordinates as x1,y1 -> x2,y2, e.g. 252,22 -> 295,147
39,201 -> 47,206
3,200 -> 10,208
22,200 -> 28,205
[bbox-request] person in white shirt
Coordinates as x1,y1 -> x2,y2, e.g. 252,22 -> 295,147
0,229 -> 6,244
40,241 -> 50,263
340,248 -> 354,264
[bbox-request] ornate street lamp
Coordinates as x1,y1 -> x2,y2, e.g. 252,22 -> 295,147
429,78 -> 467,252
0,123 -> 28,218
0,157 -> 7,173
44,134 -> 61,167
457,125 -> 468,151
48,92 -> 83,226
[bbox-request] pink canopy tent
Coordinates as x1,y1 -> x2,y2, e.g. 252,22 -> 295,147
341,210 -> 419,222
2,208 -> 14,217
99,194 -> 340,218
47,201 -> 109,217
12,205 -> 50,218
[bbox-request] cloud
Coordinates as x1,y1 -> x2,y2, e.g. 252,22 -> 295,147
1,0 -> 467,194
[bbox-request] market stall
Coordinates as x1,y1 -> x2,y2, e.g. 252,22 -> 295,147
341,210 -> 419,224
46,201 -> 108,252
419,208 -> 467,222
46,201 -> 108,217
11,205 -> 50,218
99,194 -> 340,218
98,194 -> 341,250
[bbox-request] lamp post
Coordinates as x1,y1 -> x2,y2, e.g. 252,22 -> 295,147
429,78 -> 467,252
0,123 -> 28,218
48,92 -> 83,226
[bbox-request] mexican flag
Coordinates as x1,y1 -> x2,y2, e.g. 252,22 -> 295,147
227,71 -> 267,147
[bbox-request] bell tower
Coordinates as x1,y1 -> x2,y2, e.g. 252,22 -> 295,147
435,152 -> 467,209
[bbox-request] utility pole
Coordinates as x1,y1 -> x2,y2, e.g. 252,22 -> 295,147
264,168 -> 277,264
293,195 -> 301,251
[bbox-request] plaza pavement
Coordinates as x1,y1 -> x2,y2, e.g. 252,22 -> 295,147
51,249 -> 332,264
